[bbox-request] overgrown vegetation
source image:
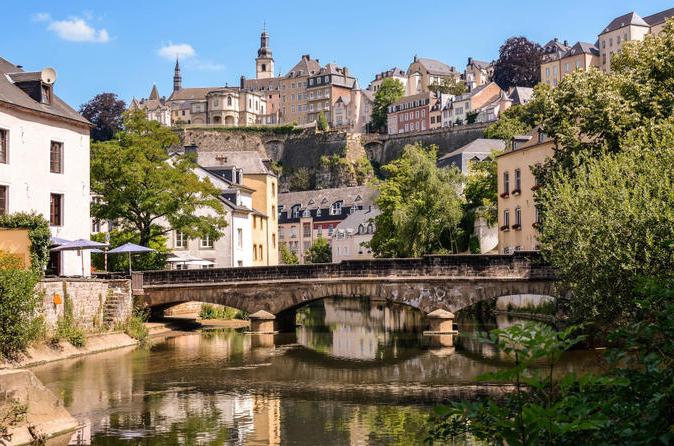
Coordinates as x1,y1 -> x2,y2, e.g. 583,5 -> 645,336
370,78 -> 405,132
428,279 -> 674,445
199,304 -> 248,320
53,292 -> 86,348
173,124 -> 303,135
0,212 -> 51,274
124,309 -> 149,341
0,400 -> 27,443
0,252 -> 41,359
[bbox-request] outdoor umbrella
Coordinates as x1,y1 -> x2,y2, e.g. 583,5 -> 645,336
51,239 -> 109,276
49,237 -> 71,247
107,243 -> 156,273
166,253 -> 209,269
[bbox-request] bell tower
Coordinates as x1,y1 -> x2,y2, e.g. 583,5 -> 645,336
173,57 -> 182,92
255,24 -> 274,79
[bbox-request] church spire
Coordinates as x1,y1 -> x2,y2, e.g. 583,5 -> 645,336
173,56 -> 182,92
255,24 -> 274,80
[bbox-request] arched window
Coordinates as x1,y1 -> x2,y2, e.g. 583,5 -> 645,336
330,201 -> 343,216
227,96 -> 232,106
261,63 -> 267,72
358,224 -> 365,234
367,223 -> 374,234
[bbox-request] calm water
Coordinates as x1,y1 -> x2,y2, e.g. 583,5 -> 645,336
32,297 -> 600,445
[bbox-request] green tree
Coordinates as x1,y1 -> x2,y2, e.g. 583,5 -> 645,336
538,123 -> 674,328
91,228 -> 169,272
305,237 -> 332,264
370,144 -> 464,257
493,36 -> 543,89
427,78 -> 467,96
280,243 -> 299,265
287,167 -> 313,191
317,111 -> 329,131
0,253 -> 41,359
91,110 -> 227,246
371,78 -> 405,132
79,92 -> 126,142
464,150 -> 500,225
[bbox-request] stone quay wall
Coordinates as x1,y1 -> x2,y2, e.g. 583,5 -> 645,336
38,278 -> 133,332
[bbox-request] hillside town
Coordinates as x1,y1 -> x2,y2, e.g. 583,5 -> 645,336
0,3 -> 673,445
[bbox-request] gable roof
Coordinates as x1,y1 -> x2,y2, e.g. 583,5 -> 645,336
286,55 -> 321,77
0,57 -> 89,126
279,186 -> 378,210
335,208 -> 380,231
197,150 -> 272,175
644,7 -> 674,26
601,12 -> 649,35
411,58 -> 456,76
563,41 -> 600,58
438,138 -> 506,161
507,86 -> 533,105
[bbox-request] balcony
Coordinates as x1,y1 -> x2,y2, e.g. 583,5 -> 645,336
512,189 -> 521,196
499,192 -> 510,199
500,225 -> 510,232
511,224 -> 522,231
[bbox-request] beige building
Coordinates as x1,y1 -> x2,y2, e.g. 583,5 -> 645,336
405,56 -> 460,96
278,54 -> 322,125
598,8 -> 674,72
496,128 -> 554,253
442,82 -> 502,126
195,150 -> 279,266
278,186 -> 377,263
332,88 -> 373,133
368,67 -> 407,93
464,57 -> 494,91
130,85 -> 171,126
540,38 -> 571,88
331,207 -> 379,262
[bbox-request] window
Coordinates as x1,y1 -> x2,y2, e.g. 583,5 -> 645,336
175,231 -> 187,249
330,201 -> 342,215
259,245 -> 263,259
514,169 -> 521,191
237,228 -> 243,248
41,84 -> 52,104
227,96 -> 232,106
0,185 -> 6,215
303,222 -> 311,237
503,171 -> 510,195
50,193 -> 63,226
535,205 -> 543,225
50,141 -> 63,173
200,234 -> 214,249
272,233 -> 276,248
0,129 -> 7,164
503,209 -> 510,227
328,224 -> 334,236
515,207 -> 522,227
253,245 -> 258,260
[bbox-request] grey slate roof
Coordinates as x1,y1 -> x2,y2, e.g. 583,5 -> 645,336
644,7 -> 674,26
0,57 -> 89,125
564,41 -> 600,57
197,151 -> 272,175
168,87 -> 220,102
600,12 -> 649,35
507,86 -> 533,105
286,55 -> 321,77
438,139 -> 505,160
335,208 -> 380,232
279,186 -> 378,210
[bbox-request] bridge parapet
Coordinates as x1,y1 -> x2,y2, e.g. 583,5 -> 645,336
136,252 -> 554,288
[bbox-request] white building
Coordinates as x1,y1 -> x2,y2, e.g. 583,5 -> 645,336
0,57 -> 92,276
331,207 -> 379,262
164,163 -> 255,268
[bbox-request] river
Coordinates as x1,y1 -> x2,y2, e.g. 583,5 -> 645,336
31,297 -> 600,445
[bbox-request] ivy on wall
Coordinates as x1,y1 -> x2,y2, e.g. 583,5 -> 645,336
0,212 -> 51,274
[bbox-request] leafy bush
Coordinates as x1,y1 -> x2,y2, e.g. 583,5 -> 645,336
125,309 -> 149,341
199,304 -> 242,320
91,228 -> 169,272
0,268 -> 41,359
0,212 -> 51,274
53,293 -> 86,348
280,244 -> 299,265
305,237 -> 331,264
0,399 -> 27,443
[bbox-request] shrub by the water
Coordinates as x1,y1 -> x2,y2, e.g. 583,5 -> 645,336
0,266 -> 41,359
200,304 -> 246,320
125,309 -> 149,342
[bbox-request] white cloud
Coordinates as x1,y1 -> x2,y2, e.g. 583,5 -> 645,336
158,43 -> 196,61
32,12 -> 51,22
43,16 -> 110,43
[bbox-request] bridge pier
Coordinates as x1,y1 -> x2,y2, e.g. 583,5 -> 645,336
248,310 -> 276,334
423,309 -> 458,335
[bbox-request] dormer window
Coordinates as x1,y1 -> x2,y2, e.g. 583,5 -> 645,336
291,204 -> 301,218
330,201 -> 343,215
41,84 -> 52,105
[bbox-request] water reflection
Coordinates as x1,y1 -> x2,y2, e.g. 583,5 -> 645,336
31,297 -> 601,445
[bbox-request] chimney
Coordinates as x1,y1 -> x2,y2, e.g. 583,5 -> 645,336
240,75 -> 246,89
468,57 -> 473,66
563,40 -> 568,46
554,37 -> 558,42
343,67 -> 349,81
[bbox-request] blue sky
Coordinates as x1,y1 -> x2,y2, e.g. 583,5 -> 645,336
2,1 -> 671,108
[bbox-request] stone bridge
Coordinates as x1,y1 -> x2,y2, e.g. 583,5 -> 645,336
133,252 -> 557,328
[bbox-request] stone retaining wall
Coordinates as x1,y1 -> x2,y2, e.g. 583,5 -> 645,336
39,279 -> 132,332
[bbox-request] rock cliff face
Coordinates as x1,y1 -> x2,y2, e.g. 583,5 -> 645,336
176,125 -> 486,191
